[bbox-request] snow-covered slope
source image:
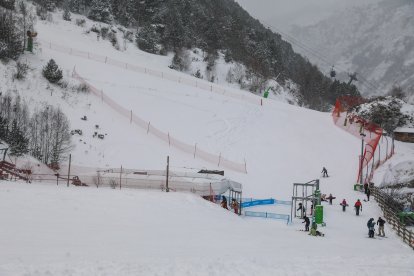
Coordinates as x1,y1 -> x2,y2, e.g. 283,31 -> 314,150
0,12 -> 367,197
290,0 -> 414,100
1,181 -> 414,275
1,8 -> 414,276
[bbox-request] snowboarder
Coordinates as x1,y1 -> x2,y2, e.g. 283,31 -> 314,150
340,199 -> 348,212
303,215 -> 310,231
326,193 -> 336,205
321,167 -> 329,177
220,196 -> 228,210
231,198 -> 239,214
367,218 -> 375,238
354,199 -> 362,216
366,188 -> 371,201
377,217 -> 386,237
297,202 -> 306,218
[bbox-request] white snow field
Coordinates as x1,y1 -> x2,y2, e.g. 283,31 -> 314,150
1,12 -> 414,276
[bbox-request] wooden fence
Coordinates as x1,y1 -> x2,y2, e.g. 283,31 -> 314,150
372,187 -> 414,249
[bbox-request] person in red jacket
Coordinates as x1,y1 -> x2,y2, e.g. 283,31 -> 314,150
340,199 -> 348,212
354,199 -> 362,216
231,198 -> 239,214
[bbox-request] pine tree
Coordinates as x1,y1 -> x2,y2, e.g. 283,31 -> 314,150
0,9 -> 22,60
136,25 -> 159,54
8,120 -> 28,157
42,59 -> 63,84
0,0 -> 15,10
113,0 -> 136,27
0,116 -> 7,141
69,0 -> 84,13
63,3 -> 71,21
88,0 -> 113,24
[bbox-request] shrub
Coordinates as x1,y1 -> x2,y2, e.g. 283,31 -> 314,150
42,59 -> 63,84
75,18 -> 85,27
109,178 -> 117,189
63,8 -> 71,21
13,61 -> 29,80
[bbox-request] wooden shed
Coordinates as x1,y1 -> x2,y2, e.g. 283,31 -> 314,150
394,127 -> 414,143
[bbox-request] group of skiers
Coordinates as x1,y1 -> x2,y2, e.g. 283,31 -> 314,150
220,196 -> 239,214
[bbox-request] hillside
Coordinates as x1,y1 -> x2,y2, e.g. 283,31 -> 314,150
1,0 -> 361,111
290,0 -> 414,101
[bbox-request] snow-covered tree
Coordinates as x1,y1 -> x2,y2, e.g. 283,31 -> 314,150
88,0 -> 113,24
0,0 -> 15,10
0,8 -> 22,60
8,120 -> 28,156
42,59 -> 63,84
62,3 -> 71,21
136,25 -> 159,54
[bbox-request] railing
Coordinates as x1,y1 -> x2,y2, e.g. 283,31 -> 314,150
244,211 -> 290,224
371,187 -> 414,249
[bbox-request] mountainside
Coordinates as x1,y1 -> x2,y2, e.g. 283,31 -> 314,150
291,0 -> 414,102
1,0 -> 360,111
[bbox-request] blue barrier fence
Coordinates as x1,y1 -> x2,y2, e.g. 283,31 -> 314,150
215,195 -> 291,206
244,211 -> 290,224
240,198 -> 291,208
240,199 -> 274,208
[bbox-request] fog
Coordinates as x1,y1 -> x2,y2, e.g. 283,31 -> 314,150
236,0 -> 382,30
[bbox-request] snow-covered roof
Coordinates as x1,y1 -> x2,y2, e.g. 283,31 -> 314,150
394,127 -> 414,133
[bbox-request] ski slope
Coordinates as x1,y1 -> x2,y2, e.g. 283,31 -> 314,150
0,11 -> 413,276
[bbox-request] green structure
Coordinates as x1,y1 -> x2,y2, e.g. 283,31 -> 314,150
26,31 -> 37,52
27,37 -> 33,52
263,88 -> 270,98
398,211 -> 414,225
315,205 -> 323,224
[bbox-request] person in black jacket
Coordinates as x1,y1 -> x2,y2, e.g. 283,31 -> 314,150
366,188 -> 371,201
303,216 -> 310,231
297,202 -> 306,218
377,217 -> 386,237
321,167 -> 329,177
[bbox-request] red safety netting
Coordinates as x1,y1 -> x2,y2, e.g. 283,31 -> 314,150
332,96 -> 393,184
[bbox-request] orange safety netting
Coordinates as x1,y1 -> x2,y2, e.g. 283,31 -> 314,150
72,69 -> 248,174
332,96 -> 389,184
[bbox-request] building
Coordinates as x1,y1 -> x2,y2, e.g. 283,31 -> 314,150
394,127 -> 414,143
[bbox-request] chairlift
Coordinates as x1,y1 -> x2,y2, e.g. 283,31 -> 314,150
330,66 -> 336,78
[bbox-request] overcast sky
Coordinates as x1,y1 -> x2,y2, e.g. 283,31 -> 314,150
236,0 -> 382,31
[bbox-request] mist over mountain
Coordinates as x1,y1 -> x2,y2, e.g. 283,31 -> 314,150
290,0 -> 414,102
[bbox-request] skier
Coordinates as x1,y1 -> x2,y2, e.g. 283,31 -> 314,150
354,199 -> 362,216
297,202 -> 306,218
326,193 -> 336,205
220,196 -> 228,210
367,218 -> 375,238
364,183 -> 368,194
321,167 -> 329,177
231,198 -> 239,214
340,199 -> 348,212
303,215 -> 310,231
377,217 -> 386,237
366,188 -> 371,201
